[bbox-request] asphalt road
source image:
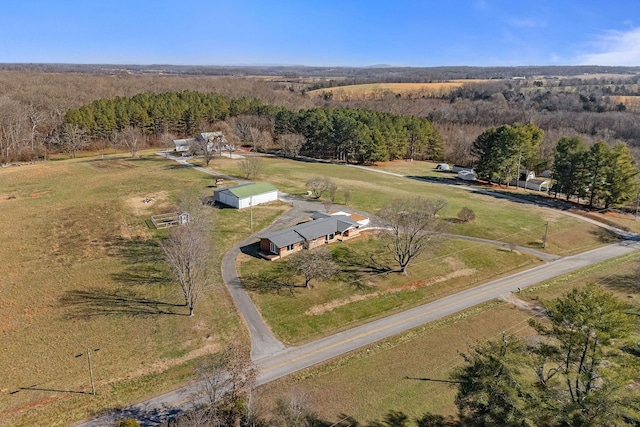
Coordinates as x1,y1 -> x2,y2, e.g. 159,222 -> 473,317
75,156 -> 640,426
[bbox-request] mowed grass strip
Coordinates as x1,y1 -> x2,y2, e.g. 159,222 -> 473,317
239,234 -> 540,345
0,153 -> 280,426
255,300 -> 535,424
255,252 -> 640,424
204,156 -> 615,255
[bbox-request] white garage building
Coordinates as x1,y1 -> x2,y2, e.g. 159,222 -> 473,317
214,182 -> 279,209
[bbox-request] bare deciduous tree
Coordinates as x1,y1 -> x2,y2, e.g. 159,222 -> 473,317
343,188 -> 351,206
116,126 -> 145,158
238,156 -> 264,180
272,389 -> 316,427
287,246 -> 338,289
379,198 -> 448,274
278,133 -> 305,158
160,200 -> 213,317
306,176 -> 335,199
58,123 -> 89,159
197,343 -> 257,427
457,206 -> 476,223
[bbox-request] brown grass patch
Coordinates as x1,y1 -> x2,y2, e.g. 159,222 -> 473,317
305,268 -> 476,316
124,191 -> 170,216
308,80 -> 487,101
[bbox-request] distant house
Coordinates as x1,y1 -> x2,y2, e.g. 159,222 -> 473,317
452,165 -> 473,173
457,169 -> 477,181
213,182 -> 278,209
510,171 -> 550,191
172,132 -> 230,154
259,212 -> 365,260
198,132 -> 232,152
173,138 -> 195,153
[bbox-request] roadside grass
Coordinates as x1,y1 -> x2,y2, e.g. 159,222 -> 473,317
255,300 -> 535,424
202,156 -> 614,256
255,252 -> 640,424
0,152 -> 273,426
239,233 -> 540,345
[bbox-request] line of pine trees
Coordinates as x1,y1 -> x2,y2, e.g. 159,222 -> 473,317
63,91 -> 443,164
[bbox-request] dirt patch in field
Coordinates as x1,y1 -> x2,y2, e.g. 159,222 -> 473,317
84,158 -> 138,170
305,267 -> 476,316
125,191 -> 170,216
500,293 -> 546,316
115,342 -> 222,384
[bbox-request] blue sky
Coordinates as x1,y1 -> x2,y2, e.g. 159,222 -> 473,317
1,0 -> 639,66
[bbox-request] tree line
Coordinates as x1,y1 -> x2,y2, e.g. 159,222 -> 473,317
274,107 -> 441,162
61,91 -> 442,164
472,123 -> 639,208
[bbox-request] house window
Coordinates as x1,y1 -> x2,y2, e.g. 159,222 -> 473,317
286,244 -> 294,251
270,241 -> 277,254
326,233 -> 334,242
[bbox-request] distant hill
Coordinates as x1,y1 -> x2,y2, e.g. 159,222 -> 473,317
1,63 -> 639,81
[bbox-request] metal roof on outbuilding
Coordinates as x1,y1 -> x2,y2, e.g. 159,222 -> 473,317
226,182 -> 278,199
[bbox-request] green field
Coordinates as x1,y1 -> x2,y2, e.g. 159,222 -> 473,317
0,152 -> 290,426
254,252 -> 640,424
240,235 -> 539,344
0,153 -> 624,425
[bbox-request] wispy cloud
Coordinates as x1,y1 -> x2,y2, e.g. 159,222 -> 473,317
508,18 -> 547,28
578,27 -> 640,66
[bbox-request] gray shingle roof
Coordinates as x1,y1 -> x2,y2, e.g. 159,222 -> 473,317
260,215 -> 359,248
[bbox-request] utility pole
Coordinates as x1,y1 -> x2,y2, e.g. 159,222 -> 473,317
76,348 -> 99,395
250,196 -> 253,232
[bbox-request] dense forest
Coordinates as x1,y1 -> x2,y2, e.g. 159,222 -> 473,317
3,64 -> 640,203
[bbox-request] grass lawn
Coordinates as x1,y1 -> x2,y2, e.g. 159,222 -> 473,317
0,152 -> 288,427
200,156 -> 616,256
240,234 -> 540,345
254,252 -> 640,425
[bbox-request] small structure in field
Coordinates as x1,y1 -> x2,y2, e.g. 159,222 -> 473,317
259,211 -> 365,260
435,163 -> 451,171
510,171 -> 551,191
173,138 -> 194,154
213,182 -> 278,209
457,169 -> 477,181
151,212 -> 190,229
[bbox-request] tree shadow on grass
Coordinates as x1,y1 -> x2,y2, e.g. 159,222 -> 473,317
241,265 -> 304,295
589,228 -> 620,243
59,287 -> 187,318
602,273 -> 640,296
107,237 -> 172,286
332,245 -> 393,276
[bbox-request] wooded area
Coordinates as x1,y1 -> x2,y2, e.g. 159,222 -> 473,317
2,65 -> 640,207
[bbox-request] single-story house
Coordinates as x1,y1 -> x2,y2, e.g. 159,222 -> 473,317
213,182 -> 278,209
172,132 -> 230,154
173,138 -> 195,153
435,163 -> 451,171
457,169 -> 477,181
198,132 -> 232,152
510,172 -> 550,191
259,212 -> 364,260
452,165 -> 474,173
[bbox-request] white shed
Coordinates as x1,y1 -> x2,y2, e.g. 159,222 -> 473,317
214,182 -> 279,209
435,163 -> 451,171
457,169 -> 477,181
173,138 -> 194,152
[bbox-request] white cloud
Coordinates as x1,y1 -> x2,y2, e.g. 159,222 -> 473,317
578,27 -> 640,66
